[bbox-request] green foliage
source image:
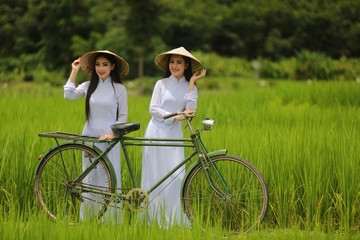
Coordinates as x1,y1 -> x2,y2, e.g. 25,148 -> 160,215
257,52 -> 360,81
125,0 -> 162,45
0,53 -> 45,82
159,0 -> 227,51
31,65 -> 66,86
201,51 -> 360,81
258,58 -> 295,79
194,51 -> 253,78
1,0 -> 360,80
294,51 -> 335,80
2,50 -> 360,85
292,51 -> 360,80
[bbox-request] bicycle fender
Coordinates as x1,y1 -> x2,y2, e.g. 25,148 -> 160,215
186,149 -> 228,170
207,149 -> 227,157
181,149 -> 228,192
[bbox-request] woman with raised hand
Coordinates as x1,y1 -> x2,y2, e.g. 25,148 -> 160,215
64,50 -> 129,222
141,47 -> 206,227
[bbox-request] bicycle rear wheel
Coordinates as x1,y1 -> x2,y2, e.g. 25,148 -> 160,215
34,143 -> 115,222
182,155 -> 268,235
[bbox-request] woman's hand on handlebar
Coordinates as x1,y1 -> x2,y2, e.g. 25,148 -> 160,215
174,109 -> 195,122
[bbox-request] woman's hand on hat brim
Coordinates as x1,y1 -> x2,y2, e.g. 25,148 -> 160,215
190,69 -> 206,83
72,58 -> 81,71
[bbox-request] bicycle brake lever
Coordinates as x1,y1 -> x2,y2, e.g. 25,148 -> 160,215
183,113 -> 195,129
184,118 -> 192,129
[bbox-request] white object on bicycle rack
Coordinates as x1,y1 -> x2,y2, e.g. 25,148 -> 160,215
202,119 -> 215,130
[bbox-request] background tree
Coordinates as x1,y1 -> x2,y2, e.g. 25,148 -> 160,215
125,0 -> 163,79
1,0 -> 360,82
158,0 -> 225,52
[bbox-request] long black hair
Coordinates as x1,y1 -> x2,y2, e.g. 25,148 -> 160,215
85,53 -> 124,120
163,55 -> 193,81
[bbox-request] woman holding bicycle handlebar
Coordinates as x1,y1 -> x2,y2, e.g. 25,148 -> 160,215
141,47 -> 206,227
63,50 -> 129,222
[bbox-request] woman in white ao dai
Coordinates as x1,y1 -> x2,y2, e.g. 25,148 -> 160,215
64,50 -> 129,222
141,47 -> 206,227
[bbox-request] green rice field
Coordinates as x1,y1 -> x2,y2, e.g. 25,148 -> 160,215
0,78 -> 359,239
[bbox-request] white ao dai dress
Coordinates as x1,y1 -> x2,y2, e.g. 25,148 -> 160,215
141,75 -> 198,227
64,77 -> 127,222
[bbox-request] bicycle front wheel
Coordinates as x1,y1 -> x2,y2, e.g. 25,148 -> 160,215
182,155 -> 268,234
34,143 -> 115,222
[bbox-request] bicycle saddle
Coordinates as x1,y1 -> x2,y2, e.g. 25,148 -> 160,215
111,123 -> 140,136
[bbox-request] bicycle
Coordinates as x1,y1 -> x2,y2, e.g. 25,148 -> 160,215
34,112 -> 268,234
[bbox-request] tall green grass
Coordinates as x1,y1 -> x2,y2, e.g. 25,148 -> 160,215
0,80 -> 359,239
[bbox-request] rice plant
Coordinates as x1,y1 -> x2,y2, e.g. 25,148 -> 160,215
0,79 -> 359,239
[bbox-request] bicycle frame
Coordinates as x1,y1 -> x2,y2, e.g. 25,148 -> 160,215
119,135 -> 196,191
38,115 -> 230,205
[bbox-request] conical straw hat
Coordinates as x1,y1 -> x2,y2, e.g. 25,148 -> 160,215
80,50 -> 129,78
154,47 -> 204,73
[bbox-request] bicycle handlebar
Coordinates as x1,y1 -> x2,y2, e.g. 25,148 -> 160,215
163,113 -> 179,119
163,112 -> 196,120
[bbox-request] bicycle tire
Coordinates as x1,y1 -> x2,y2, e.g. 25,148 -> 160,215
182,155 -> 268,235
34,143 -> 115,222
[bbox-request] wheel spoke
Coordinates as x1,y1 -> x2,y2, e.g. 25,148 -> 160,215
34,144 -> 115,222
182,155 -> 268,235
